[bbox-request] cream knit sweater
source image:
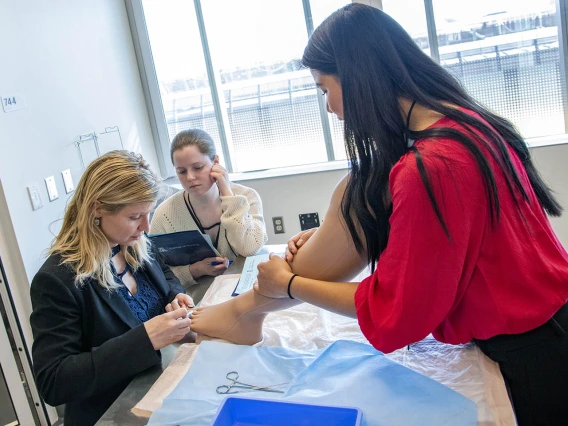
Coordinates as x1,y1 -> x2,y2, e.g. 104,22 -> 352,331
150,182 -> 268,288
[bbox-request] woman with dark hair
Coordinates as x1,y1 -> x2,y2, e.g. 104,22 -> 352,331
191,4 -> 568,424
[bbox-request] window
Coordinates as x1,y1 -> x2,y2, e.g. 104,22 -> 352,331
433,0 -> 563,138
381,0 -> 431,53
131,0 -> 568,178
142,0 -> 223,165
310,0 -> 356,160
383,0 -> 568,140
137,0 -> 350,175
200,0 -> 326,171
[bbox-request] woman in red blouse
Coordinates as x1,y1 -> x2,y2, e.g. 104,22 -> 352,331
191,4 -> 568,424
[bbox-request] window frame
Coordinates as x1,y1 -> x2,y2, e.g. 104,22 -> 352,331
127,0 -> 568,179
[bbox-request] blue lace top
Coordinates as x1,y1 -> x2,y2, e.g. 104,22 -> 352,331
112,264 -> 163,323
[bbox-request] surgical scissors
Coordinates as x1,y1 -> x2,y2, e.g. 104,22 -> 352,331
216,371 -> 289,395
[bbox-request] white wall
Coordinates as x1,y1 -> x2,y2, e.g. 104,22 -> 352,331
235,168 -> 348,244
0,0 -> 158,346
239,144 -> 568,249
532,144 -> 568,245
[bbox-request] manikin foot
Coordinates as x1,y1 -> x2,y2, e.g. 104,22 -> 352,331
190,290 -> 301,346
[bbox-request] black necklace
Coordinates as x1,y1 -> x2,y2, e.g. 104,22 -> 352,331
405,100 -> 417,146
183,192 -> 221,248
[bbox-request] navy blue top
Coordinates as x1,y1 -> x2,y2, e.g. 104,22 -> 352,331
113,264 -> 163,323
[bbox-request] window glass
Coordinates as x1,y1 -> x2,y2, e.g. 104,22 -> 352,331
382,0 -> 431,53
139,1 -> 565,176
142,0 -> 224,165
309,0 -> 352,160
201,0 -> 328,172
432,0 -> 563,138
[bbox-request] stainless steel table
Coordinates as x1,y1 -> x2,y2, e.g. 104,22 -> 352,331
95,344 -> 177,426
96,257 -> 248,425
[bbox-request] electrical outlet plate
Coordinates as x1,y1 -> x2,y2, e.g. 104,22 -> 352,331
299,212 -> 320,231
272,216 -> 285,234
27,184 -> 43,210
44,176 -> 59,201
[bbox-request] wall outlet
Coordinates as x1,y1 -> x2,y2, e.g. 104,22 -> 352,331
299,212 -> 320,231
272,216 -> 285,234
27,184 -> 43,210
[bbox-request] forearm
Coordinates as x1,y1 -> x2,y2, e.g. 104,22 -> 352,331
222,212 -> 267,255
226,226 -> 267,256
170,264 -> 197,286
289,276 -> 359,318
221,192 -> 268,256
290,173 -> 366,282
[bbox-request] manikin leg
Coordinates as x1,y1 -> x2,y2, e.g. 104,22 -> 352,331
190,175 -> 368,344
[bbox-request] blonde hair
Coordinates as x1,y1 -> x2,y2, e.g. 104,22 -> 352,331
50,150 -> 161,290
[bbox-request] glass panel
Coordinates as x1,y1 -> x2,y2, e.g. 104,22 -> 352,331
433,0 -> 563,138
142,0 -> 225,166
382,0 -> 431,54
201,0 -> 329,172
309,0 -> 352,161
310,0 -> 351,30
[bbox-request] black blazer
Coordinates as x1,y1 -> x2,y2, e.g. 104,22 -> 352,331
30,248 -> 184,426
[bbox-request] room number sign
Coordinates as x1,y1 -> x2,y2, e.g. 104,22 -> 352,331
1,94 -> 26,112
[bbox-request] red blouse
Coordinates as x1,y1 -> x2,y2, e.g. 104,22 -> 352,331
354,111 -> 568,353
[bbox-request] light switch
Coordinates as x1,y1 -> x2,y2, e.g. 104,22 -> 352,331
27,184 -> 43,210
44,176 -> 59,201
61,169 -> 74,193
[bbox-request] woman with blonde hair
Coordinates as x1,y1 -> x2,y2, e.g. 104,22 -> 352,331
30,151 -> 193,426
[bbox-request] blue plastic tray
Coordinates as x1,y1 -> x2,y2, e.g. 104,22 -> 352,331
211,396 -> 362,426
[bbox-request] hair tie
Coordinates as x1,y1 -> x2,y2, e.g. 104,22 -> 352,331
287,274 -> 298,299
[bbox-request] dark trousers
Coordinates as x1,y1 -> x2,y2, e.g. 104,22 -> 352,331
475,302 -> 568,426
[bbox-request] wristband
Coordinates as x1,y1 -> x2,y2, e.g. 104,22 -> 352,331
287,274 -> 298,299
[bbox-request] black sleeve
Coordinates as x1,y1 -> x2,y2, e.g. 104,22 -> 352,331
30,271 -> 161,407
155,248 -> 185,301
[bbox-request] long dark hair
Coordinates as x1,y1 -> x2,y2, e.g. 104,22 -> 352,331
301,3 -> 562,268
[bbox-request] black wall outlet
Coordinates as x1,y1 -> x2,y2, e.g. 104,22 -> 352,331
299,213 -> 320,231
272,216 -> 285,234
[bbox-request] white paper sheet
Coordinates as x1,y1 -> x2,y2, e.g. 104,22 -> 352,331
231,253 -> 269,295
131,343 -> 199,417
